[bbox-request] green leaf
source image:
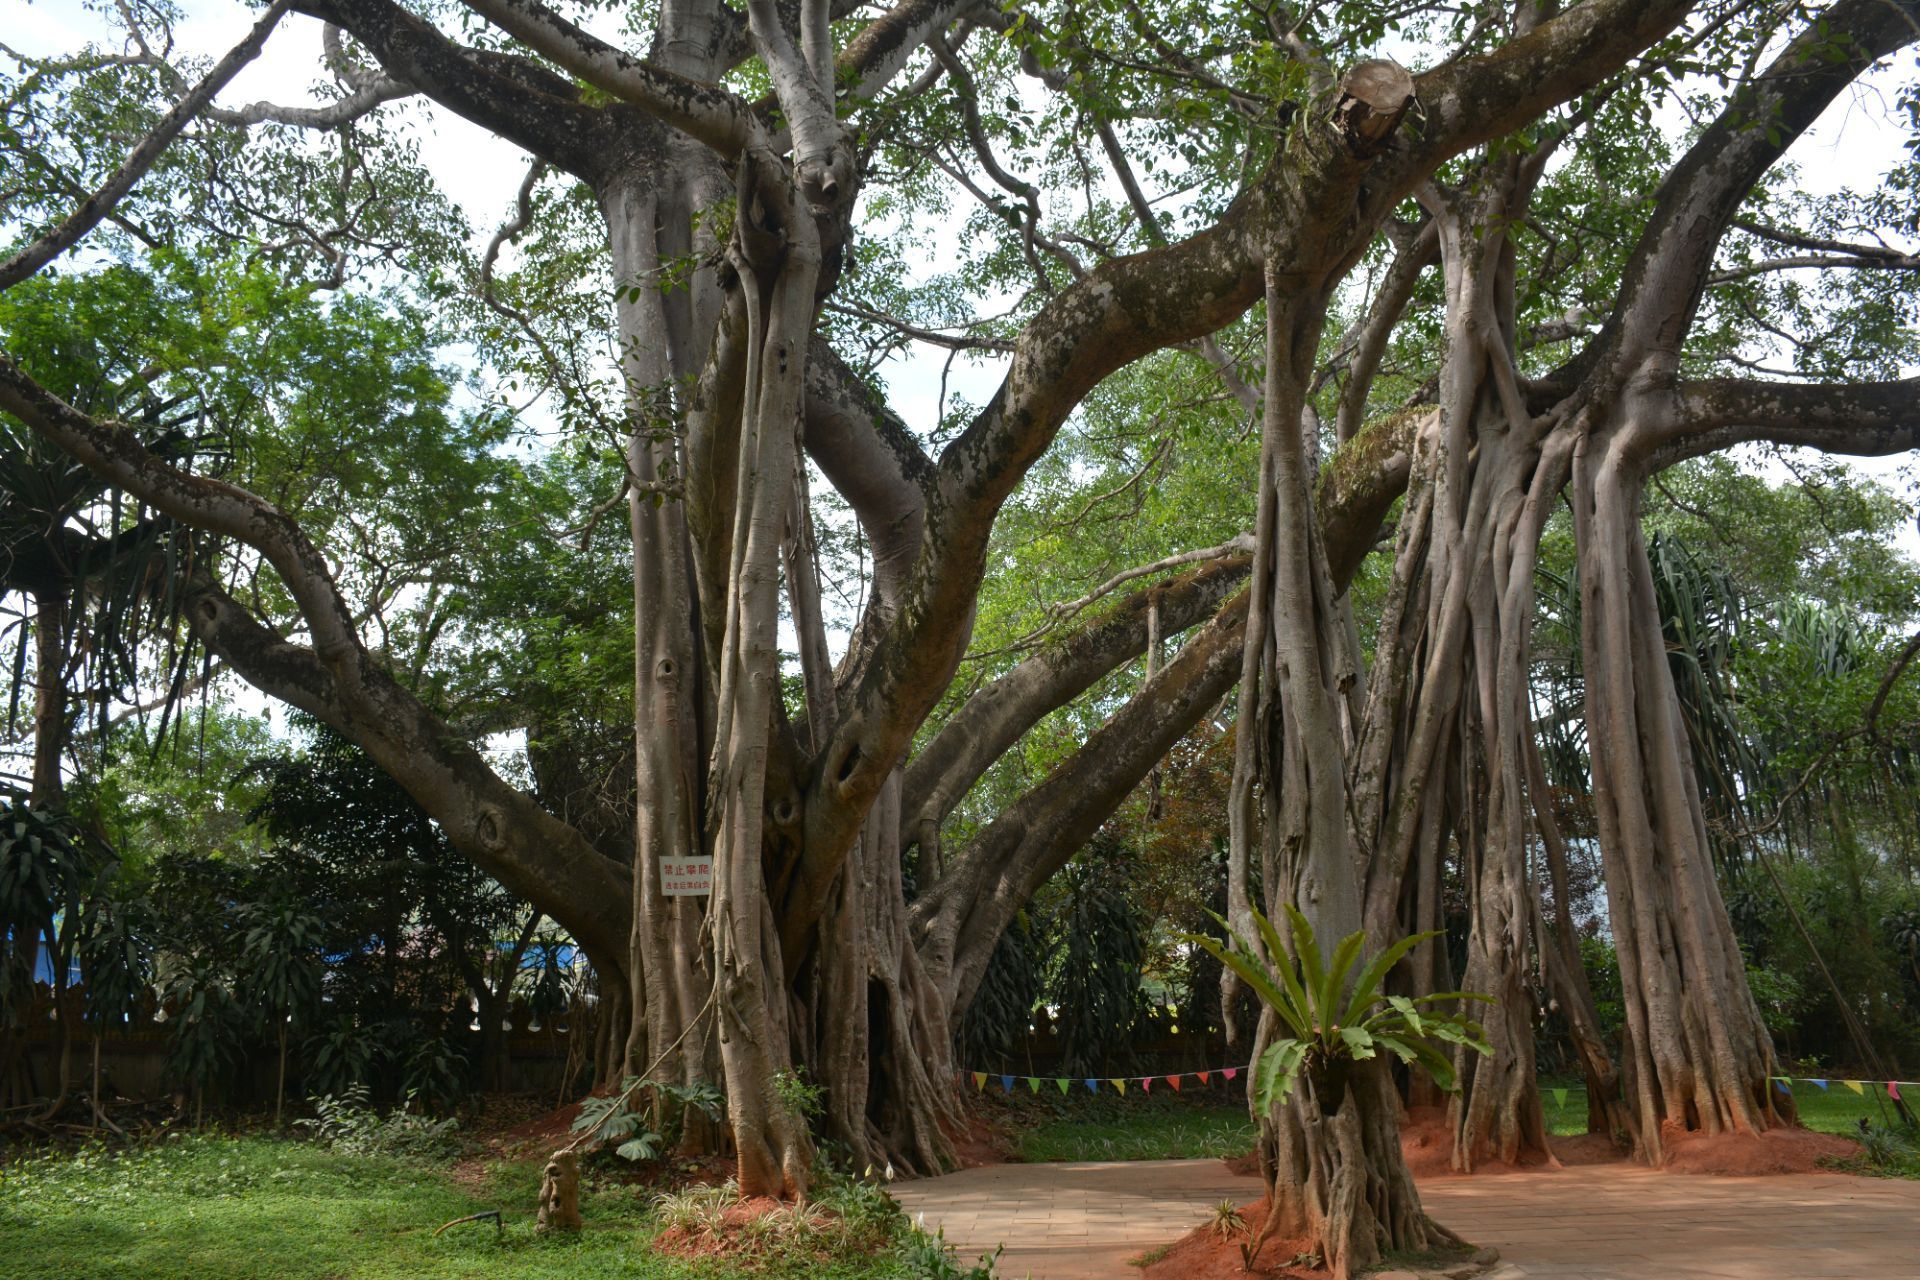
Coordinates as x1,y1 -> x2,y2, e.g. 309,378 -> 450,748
1252,1038 -> 1307,1115
1337,1025 -> 1376,1060
1318,929 -> 1366,1033
1341,929 -> 1443,1028
615,1134 -> 660,1162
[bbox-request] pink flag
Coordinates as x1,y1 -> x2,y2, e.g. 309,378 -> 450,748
1223,1067 -> 1239,1082
1891,1081 -> 1904,1102
1142,1076 -> 1152,1093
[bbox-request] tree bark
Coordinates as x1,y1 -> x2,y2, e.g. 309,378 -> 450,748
1572,433 -> 1789,1162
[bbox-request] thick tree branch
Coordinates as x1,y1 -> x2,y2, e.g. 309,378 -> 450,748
801,338 -> 933,608
458,0 -> 759,156
1392,0 -> 1697,189
1570,0 -> 1920,384
1655,377 -> 1920,466
904,405 -> 1416,959
900,551 -> 1252,854
914,590 -> 1248,1011
0,353 -> 632,963
295,0 -> 626,178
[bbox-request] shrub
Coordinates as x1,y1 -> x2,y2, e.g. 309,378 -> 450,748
295,1086 -> 459,1159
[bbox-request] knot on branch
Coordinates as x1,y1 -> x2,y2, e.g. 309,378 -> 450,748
1332,60 -> 1415,158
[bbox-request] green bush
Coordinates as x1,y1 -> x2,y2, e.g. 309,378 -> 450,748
294,1086 -> 460,1159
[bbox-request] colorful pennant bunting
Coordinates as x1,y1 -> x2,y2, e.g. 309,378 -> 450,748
959,1064 -> 1919,1109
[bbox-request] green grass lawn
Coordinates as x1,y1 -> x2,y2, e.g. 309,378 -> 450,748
1001,1093 -> 1258,1162
1539,1079 -> 1905,1137
0,1134 -> 985,1280
1000,1078 -> 1909,1165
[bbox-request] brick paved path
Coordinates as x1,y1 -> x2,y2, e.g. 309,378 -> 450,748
890,1159 -> 1920,1280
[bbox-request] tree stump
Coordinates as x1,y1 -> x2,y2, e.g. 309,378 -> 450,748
536,1149 -> 582,1233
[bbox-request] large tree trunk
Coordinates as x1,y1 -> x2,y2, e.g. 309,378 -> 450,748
1572,433 -> 1790,1163
30,593 -> 69,806
1237,261 -> 1459,1279
603,167 -> 720,1104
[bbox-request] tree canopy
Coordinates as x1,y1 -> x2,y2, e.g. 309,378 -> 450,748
3,0 -> 1918,1265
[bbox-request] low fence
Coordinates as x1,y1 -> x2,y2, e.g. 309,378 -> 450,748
2,983 -> 589,1107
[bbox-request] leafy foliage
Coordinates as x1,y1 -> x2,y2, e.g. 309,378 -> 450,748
295,1086 -> 460,1159
1186,907 -> 1492,1116
572,1078 -> 726,1163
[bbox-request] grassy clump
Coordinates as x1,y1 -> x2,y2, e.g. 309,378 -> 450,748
0,1133 -> 993,1279
1821,1122 -> 1920,1179
1539,1079 -> 1905,1137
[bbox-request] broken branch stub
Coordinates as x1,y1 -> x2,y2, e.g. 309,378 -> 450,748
1333,60 -> 1416,157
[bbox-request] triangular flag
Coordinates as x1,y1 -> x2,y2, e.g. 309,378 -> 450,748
1845,1080 -> 1866,1094
1085,1078 -> 1099,1093
1552,1087 -> 1569,1108
1197,1071 -> 1210,1085
1000,1074 -> 1015,1093
1028,1076 -> 1042,1094
1167,1075 -> 1182,1092
1056,1078 -> 1070,1095
1891,1081 -> 1903,1102
1111,1078 -> 1126,1095
1774,1078 -> 1792,1095
972,1072 -> 987,1092
1223,1067 -> 1239,1082
1811,1079 -> 1829,1091
1142,1076 -> 1152,1093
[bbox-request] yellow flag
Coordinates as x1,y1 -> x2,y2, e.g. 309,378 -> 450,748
972,1072 -> 987,1091
1845,1080 -> 1866,1094
1110,1078 -> 1126,1095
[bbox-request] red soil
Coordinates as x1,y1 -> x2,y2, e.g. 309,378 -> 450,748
1659,1122 -> 1859,1175
1399,1104 -> 1458,1177
1137,1199 -> 1325,1280
651,1195 -> 793,1260
1226,1104 -> 1851,1182
947,1104 -> 1016,1167
495,1097 -> 583,1143
1548,1131 -> 1625,1166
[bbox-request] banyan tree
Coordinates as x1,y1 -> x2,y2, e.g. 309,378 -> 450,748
2,0 -> 1917,1265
